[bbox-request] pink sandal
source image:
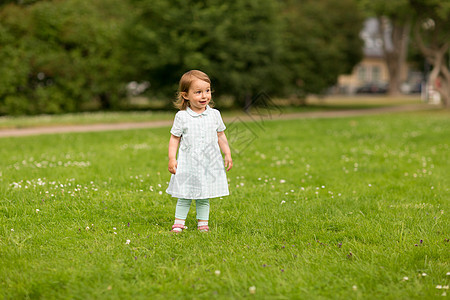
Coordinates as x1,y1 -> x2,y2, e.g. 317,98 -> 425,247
171,224 -> 187,233
198,225 -> 209,232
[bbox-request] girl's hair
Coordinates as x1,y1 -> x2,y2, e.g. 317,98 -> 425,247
174,70 -> 214,110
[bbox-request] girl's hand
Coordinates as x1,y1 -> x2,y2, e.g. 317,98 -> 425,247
224,155 -> 233,172
168,159 -> 177,174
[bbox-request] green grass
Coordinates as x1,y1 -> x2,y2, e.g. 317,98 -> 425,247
0,110 -> 176,130
0,95 -> 423,129
0,110 -> 449,299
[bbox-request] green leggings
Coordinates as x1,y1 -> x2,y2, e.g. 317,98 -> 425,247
175,198 -> 210,220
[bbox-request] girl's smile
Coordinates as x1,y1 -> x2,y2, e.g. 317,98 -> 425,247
182,79 -> 211,113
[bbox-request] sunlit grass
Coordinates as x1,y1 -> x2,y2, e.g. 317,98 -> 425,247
0,95 -> 425,130
0,110 -> 175,130
0,111 -> 449,299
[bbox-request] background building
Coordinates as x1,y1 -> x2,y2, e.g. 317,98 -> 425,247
337,18 -> 411,95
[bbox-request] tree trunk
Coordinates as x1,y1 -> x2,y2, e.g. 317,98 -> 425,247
414,22 -> 450,108
379,17 -> 411,96
438,51 -> 450,108
244,93 -> 252,113
99,93 -> 111,110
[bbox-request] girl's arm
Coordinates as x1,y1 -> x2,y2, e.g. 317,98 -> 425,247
217,131 -> 233,171
168,134 -> 181,174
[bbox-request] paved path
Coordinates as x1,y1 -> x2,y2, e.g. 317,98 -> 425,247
0,104 -> 438,138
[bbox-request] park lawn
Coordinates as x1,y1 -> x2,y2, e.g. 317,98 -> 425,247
0,110 -> 176,130
0,95 -> 422,130
0,111 -> 449,299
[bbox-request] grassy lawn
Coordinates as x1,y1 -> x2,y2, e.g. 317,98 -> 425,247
0,95 -> 424,130
0,110 -> 176,130
0,110 -> 449,299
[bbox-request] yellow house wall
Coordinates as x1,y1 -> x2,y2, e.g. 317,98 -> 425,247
338,56 -> 409,93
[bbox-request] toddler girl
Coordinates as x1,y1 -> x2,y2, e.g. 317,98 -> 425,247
166,70 -> 232,232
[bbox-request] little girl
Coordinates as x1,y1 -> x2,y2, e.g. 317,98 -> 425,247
166,70 -> 232,232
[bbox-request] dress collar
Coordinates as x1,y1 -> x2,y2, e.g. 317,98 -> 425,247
186,105 -> 210,117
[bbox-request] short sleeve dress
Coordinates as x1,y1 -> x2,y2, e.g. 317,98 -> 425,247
166,105 -> 230,199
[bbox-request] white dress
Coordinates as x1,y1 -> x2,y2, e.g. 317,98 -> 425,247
166,105 -> 230,199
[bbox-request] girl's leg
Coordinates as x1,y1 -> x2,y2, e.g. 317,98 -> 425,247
196,199 -> 210,231
172,198 -> 192,232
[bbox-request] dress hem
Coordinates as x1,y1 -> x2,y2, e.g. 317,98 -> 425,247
166,191 -> 229,199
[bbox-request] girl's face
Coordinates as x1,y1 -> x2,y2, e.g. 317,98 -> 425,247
182,79 -> 211,113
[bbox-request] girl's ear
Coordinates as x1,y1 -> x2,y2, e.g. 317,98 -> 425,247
181,92 -> 188,100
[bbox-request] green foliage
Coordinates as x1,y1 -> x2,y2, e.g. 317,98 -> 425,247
358,0 -> 413,19
0,0 -> 132,115
282,0 -> 364,96
205,0 -> 286,105
410,0 -> 450,42
0,112 -> 449,298
0,0 -> 365,114
126,0 -> 363,105
0,0 -> 44,6
124,0 -> 285,106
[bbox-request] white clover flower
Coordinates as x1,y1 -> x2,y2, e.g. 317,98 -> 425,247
447,272 -> 450,276
352,285 -> 357,291
280,179 -> 286,183
36,209 -> 40,213
402,277 -> 409,281
126,239 -> 131,245
249,286 -> 256,294
86,226 -> 90,230
281,200 -> 286,204
421,273 -> 427,277
215,270 -> 221,276
11,229 -> 14,232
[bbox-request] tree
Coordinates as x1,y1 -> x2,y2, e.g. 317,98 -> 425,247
124,0 -> 285,109
410,0 -> 450,108
282,0 -> 364,102
1,0 -> 368,114
358,0 -> 413,96
0,0 -> 45,6
0,0 -> 132,115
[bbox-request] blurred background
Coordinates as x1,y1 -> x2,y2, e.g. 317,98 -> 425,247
0,0 -> 448,116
